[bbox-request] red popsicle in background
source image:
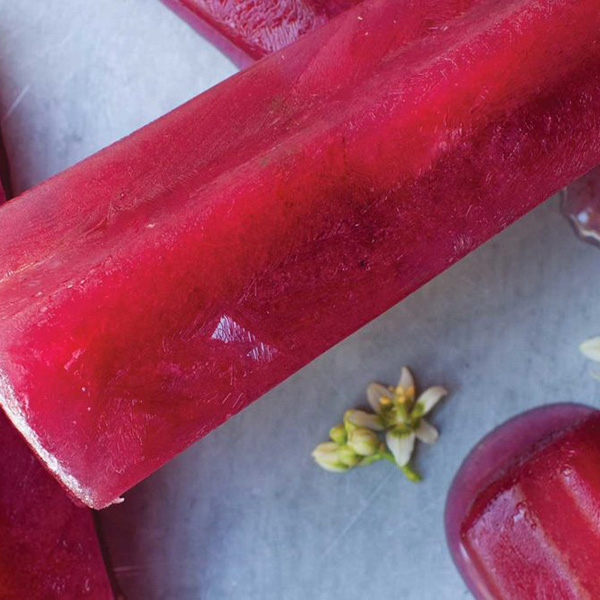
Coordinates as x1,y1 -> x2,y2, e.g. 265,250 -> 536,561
0,126 -> 11,202
0,413 -> 115,599
166,0 -> 600,249
0,129 -> 113,599
161,0 -> 362,67
0,0 -> 599,509
448,407 -> 600,599
561,166 -> 600,246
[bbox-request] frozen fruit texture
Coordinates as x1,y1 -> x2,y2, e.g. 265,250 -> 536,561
459,412 -> 600,599
161,0 -> 362,66
0,0 -> 600,508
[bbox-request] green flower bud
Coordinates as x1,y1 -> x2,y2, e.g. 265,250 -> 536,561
312,442 -> 348,472
344,409 -> 384,431
338,444 -> 360,467
347,427 -> 380,457
329,424 -> 347,445
343,410 -> 358,434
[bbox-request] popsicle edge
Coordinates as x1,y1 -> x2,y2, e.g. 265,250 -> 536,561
0,370 -> 122,509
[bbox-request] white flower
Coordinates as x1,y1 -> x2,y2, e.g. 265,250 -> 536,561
367,367 -> 447,470
312,367 -> 448,481
581,337 -> 600,362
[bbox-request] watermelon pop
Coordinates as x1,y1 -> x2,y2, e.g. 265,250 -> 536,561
450,408 -> 600,599
0,0 -> 600,509
161,0 -> 362,66
0,413 -> 114,599
0,131 -> 113,598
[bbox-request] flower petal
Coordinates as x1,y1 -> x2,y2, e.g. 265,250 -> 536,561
414,386 -> 447,417
367,383 -> 394,414
398,367 -> 416,402
386,429 -> 416,467
345,409 -> 384,431
581,337 -> 600,362
415,419 -> 439,444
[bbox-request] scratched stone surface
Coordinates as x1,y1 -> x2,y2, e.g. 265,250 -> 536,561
2,1 -> 600,599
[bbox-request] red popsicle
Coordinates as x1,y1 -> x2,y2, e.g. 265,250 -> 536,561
0,130 -> 113,598
166,0 -> 600,254
161,0 -> 361,67
452,408 -> 600,599
0,413 -> 114,599
0,0 -> 600,509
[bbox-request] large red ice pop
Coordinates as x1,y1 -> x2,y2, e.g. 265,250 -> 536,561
0,130 -> 113,598
161,0 -> 361,66
0,0 -> 599,508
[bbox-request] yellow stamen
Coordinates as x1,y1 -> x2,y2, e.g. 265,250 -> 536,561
394,386 -> 407,404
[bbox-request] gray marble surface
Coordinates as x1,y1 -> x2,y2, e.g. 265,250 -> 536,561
2,2 -> 600,599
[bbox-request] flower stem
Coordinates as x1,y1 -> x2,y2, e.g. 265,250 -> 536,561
401,463 -> 422,482
381,451 -> 421,481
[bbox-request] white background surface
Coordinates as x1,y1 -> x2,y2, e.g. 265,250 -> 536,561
2,2 -> 599,599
